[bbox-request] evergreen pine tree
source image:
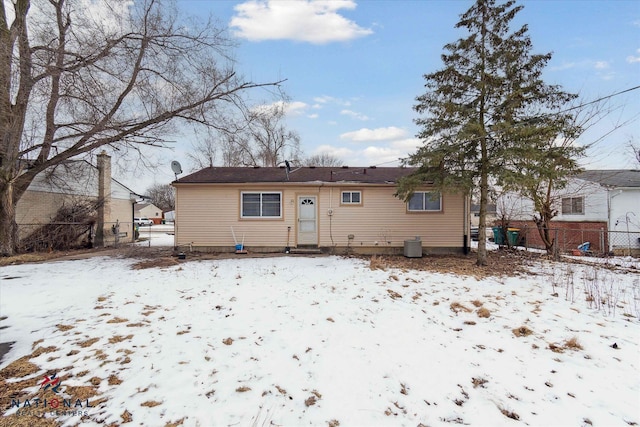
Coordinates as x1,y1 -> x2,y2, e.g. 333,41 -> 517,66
398,0 -> 577,265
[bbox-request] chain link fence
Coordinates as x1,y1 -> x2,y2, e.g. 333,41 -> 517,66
17,221 -> 135,252
490,225 -> 640,257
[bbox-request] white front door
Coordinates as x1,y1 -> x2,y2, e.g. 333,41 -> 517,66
297,196 -> 318,246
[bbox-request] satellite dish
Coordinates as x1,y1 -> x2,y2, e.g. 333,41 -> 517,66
171,160 -> 183,175
171,160 -> 183,181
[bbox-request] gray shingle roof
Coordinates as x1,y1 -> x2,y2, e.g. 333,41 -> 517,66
576,170 -> 640,188
174,166 -> 416,184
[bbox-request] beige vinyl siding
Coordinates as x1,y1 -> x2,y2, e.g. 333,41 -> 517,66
175,184 -> 297,248
175,183 -> 465,250
316,186 -> 463,248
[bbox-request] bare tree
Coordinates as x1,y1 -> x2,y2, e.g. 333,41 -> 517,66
145,183 -> 175,212
628,136 -> 640,166
303,152 -> 343,167
189,101 -> 301,168
0,0 -> 281,255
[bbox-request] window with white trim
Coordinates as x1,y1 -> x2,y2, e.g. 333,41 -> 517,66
341,191 -> 361,205
408,191 -> 441,211
561,197 -> 584,215
241,192 -> 282,218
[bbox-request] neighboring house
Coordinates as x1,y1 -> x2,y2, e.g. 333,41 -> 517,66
172,166 -> 471,255
496,170 -> 640,254
470,203 -> 497,227
134,202 -> 163,224
16,152 -> 141,247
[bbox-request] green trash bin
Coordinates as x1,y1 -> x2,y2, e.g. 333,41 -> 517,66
507,228 -> 520,246
492,227 -> 505,245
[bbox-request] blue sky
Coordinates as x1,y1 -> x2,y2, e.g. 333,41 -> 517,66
150,0 -> 639,187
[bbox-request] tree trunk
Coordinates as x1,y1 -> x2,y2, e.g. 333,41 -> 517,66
0,180 -> 19,256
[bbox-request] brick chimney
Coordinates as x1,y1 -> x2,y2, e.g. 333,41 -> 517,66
95,151 -> 111,247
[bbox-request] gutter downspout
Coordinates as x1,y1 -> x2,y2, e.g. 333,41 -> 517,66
463,192 -> 470,255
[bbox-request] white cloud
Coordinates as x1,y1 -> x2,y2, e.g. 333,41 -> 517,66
594,61 -> 609,69
230,0 -> 373,44
340,109 -> 370,121
340,126 -> 407,142
627,49 -> 640,63
307,113 -> 319,119
312,95 -> 351,106
251,100 -> 309,116
390,138 -> 422,152
314,137 -> 421,167
314,144 -> 354,158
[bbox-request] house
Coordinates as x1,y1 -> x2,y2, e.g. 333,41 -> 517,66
496,170 -> 640,255
134,202 -> 163,224
470,203 -> 497,227
172,166 -> 470,255
16,152 -> 142,248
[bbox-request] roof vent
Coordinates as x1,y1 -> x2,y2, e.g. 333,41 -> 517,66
342,165 -> 348,169
309,166 -> 316,169
370,165 -> 377,169
253,165 -> 260,169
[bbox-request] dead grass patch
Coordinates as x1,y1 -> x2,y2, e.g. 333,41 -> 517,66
65,385 -> 100,400
141,400 -> 163,407
31,346 -> 58,357
93,349 -> 108,360
165,418 -> 186,427
56,324 -> 74,332
477,307 -> 491,318
0,413 -> 60,426
450,302 -> 472,313
127,322 -> 147,327
106,317 -> 128,324
500,407 -> 520,420
109,335 -> 134,344
223,338 -> 234,345
236,386 -> 251,392
131,257 -> 179,270
90,376 -> 102,386
369,255 -> 387,271
121,409 -> 133,423
387,289 -> 402,299
78,337 -> 100,348
472,377 -> 488,388
550,337 -> 583,353
512,326 -> 534,337
0,356 -> 39,378
305,395 -> 317,407
564,336 -> 583,351
108,374 -> 123,385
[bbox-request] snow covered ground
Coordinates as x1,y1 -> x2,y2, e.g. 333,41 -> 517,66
0,252 -> 638,426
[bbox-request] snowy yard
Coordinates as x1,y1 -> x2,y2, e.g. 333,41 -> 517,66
0,252 -> 639,426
